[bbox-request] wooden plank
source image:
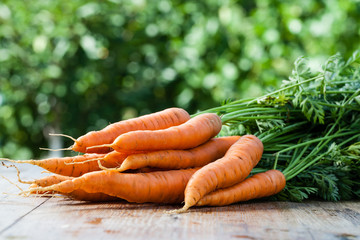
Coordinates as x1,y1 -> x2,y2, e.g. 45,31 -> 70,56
1,162 -> 359,240
0,161 -> 50,235
1,198 -> 359,239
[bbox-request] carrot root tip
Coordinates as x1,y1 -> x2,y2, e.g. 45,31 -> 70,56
22,186 -> 53,197
1,162 -> 33,184
39,146 -> 73,151
49,133 -> 78,143
167,204 -> 191,214
1,175 -> 24,192
0,158 -> 18,164
86,144 -> 112,151
97,160 -> 120,172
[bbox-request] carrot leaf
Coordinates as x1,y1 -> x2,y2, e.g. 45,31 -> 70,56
200,50 -> 360,201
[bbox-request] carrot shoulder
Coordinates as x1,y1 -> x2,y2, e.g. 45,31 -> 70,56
73,107 -> 190,153
93,113 -> 222,152
27,168 -> 199,204
196,170 -> 286,206
116,136 -> 241,172
178,135 -> 264,212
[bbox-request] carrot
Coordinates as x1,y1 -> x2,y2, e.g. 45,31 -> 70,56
77,150 -> 150,169
64,189 -> 120,202
1,162 -> 118,201
104,136 -> 241,172
26,174 -> 119,202
0,153 -> 106,177
29,183 -> 119,202
196,170 -> 286,206
25,168 -> 199,204
88,113 -> 223,152
131,167 -> 165,173
54,107 -> 190,153
28,174 -> 71,186
102,150 -> 149,166
26,174 -> 73,195
176,135 -> 263,212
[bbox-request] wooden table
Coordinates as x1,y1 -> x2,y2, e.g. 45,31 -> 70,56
1,162 -> 359,240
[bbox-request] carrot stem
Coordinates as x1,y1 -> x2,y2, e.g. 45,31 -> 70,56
259,121 -> 308,143
282,143 -> 311,175
275,132 -> 353,155
284,130 -> 358,180
247,75 -> 324,104
282,89 -> 359,181
337,133 -> 360,148
273,153 -> 280,170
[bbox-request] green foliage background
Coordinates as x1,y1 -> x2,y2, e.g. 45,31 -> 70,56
0,0 -> 359,159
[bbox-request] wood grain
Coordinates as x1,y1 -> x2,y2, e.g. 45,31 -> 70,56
1,161 -> 359,240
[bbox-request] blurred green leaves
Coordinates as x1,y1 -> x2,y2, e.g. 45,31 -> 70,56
0,0 -> 359,158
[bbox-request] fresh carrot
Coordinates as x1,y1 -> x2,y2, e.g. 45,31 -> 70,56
52,107 -> 190,153
76,150 -> 150,169
176,135 -> 263,212
196,170 -> 286,206
88,113 -> 223,152
26,174 -> 73,195
1,162 -> 118,201
103,136 -> 241,172
101,150 -> 148,166
25,168 -> 199,204
26,174 -> 120,202
27,174 -> 71,186
0,154 -> 106,177
130,167 -> 165,173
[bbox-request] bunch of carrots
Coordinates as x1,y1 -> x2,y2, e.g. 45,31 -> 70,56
1,107 -> 285,212
2,52 -> 359,211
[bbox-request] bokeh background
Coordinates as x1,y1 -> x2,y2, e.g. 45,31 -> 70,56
0,0 -> 359,159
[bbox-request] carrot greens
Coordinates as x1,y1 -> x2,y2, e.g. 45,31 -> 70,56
198,51 -> 360,202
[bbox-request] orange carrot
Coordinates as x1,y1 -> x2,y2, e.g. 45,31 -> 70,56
26,174 -> 73,195
59,108 -> 190,153
1,163 -> 118,202
177,135 -> 263,212
131,167 -> 165,173
26,168 -> 199,204
1,154 -> 106,177
107,136 -> 240,172
196,170 -> 286,206
81,150 -> 150,168
101,150 -> 148,166
27,174 -> 119,202
67,190 -> 121,202
89,113 -> 222,152
29,174 -> 71,186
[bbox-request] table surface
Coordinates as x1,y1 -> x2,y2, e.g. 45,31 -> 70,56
1,161 -> 359,240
